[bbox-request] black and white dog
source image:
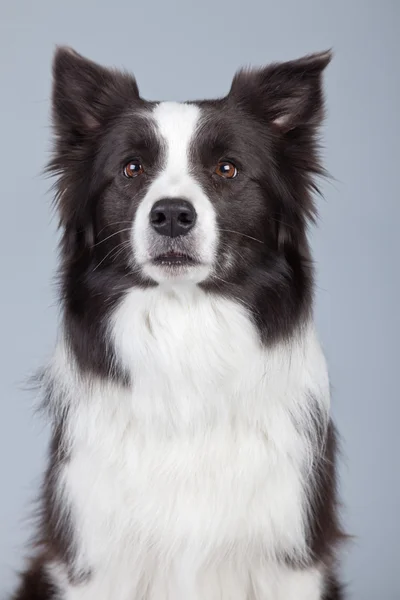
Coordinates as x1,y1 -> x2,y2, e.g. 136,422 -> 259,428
13,47 -> 344,599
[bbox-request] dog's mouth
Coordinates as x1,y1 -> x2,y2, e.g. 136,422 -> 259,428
144,247 -> 211,282
152,251 -> 199,267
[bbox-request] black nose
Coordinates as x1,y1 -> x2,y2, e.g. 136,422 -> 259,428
150,199 -> 197,238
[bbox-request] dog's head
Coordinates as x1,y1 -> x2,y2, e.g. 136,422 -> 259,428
49,48 -> 331,370
51,47 -> 330,286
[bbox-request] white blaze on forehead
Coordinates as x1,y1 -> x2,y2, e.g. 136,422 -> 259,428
132,101 -> 218,282
153,101 -> 200,179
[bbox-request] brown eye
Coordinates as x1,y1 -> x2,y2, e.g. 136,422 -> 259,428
215,161 -> 238,179
123,159 -> 144,178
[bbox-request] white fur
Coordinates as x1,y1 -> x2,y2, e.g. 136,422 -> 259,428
133,102 -> 218,284
46,283 -> 330,599
49,560 -> 324,600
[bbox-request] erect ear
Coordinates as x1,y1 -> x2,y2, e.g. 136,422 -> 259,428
52,46 -> 140,136
229,51 -> 332,133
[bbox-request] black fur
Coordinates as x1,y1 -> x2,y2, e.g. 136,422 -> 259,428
12,561 -> 56,600
323,577 -> 345,600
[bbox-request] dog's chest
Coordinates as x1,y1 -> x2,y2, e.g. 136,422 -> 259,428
65,419 -> 306,560
57,289 -> 325,592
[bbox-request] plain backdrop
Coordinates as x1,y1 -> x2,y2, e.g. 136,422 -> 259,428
1,1 -> 399,598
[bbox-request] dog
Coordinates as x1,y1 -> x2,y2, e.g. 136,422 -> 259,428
12,47 -> 344,599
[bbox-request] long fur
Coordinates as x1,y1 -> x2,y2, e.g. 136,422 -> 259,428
12,47 -> 344,599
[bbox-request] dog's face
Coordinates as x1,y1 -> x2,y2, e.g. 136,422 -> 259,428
50,48 -> 330,374
51,48 -> 330,289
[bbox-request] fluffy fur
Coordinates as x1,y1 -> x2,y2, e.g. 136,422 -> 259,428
12,47 -> 344,599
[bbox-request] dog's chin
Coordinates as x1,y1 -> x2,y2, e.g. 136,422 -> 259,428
141,253 -> 212,285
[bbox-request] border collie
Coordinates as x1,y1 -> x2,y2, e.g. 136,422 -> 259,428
12,47 -> 344,599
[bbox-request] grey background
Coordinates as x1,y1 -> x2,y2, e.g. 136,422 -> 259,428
1,1 -> 398,598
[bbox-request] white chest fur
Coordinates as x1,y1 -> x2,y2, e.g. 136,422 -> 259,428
49,285 -> 330,599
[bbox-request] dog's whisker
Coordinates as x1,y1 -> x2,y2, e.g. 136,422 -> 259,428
97,221 -> 133,236
269,217 -> 296,230
218,229 -> 264,244
93,229 -> 133,248
92,241 -> 131,271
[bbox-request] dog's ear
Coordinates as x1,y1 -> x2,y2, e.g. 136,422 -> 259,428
229,51 -> 332,133
52,46 -> 140,136
49,49 -> 141,261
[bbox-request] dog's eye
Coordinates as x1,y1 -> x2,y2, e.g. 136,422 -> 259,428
123,159 -> 144,178
215,161 -> 238,179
